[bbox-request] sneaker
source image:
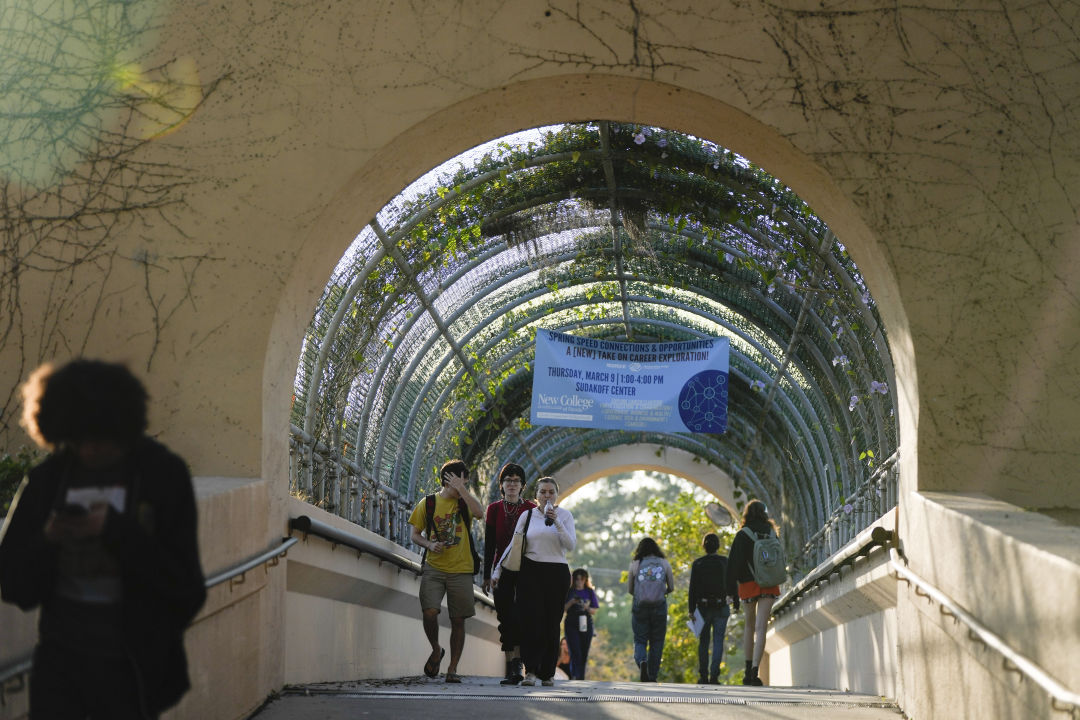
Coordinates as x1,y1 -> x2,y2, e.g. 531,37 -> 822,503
541,678 -> 554,686
521,673 -> 536,687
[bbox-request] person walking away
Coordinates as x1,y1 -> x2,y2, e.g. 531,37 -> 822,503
408,459 -> 485,683
482,462 -> 535,685
562,567 -> 600,679
725,499 -> 782,686
0,359 -> 207,719
627,537 -> 674,682
688,532 -> 731,684
494,476 -> 575,687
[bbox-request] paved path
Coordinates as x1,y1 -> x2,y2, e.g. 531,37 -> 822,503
252,676 -> 902,719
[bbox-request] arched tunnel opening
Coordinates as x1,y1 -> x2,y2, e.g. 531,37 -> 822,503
287,121 -> 899,590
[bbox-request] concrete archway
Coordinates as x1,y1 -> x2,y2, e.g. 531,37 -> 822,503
555,443 -> 739,521
263,75 -> 913,534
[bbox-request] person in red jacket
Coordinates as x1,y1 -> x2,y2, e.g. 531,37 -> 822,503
0,360 -> 206,719
482,462 -> 536,685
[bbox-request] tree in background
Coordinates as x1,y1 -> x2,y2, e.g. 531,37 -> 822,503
630,491 -> 744,684
561,472 -> 743,683
560,471 -> 681,681
1,448 -> 38,516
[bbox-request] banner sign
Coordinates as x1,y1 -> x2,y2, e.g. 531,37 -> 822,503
530,331 -> 730,433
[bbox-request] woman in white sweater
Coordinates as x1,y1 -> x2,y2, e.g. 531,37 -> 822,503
501,476 -> 576,686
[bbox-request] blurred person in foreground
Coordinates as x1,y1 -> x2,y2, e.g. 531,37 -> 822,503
0,359 -> 206,719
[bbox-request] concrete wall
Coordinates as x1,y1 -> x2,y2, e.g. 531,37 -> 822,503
3,3 -> 1079,718
282,498 -> 503,684
557,443 -> 738,517
764,518 -> 899,697
896,491 -> 1080,720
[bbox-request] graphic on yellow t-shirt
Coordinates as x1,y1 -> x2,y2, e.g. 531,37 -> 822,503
408,494 -> 474,574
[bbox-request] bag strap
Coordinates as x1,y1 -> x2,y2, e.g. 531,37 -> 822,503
421,494 -> 436,565
458,497 -> 480,574
521,506 -> 533,557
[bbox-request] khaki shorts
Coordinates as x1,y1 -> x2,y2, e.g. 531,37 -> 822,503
419,566 -> 476,618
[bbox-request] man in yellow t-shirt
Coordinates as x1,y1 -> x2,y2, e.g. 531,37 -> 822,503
408,459 -> 485,683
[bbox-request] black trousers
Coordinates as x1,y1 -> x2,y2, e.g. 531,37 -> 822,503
31,642 -> 152,720
493,568 -> 524,652
516,557 -> 571,680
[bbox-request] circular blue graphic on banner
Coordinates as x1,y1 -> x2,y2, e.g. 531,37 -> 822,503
678,370 -> 728,433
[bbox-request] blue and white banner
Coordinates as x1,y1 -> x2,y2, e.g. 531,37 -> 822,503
530,331 -> 730,433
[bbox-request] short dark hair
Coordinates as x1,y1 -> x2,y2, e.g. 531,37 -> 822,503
439,459 -> 468,485
498,462 -> 525,483
21,360 -> 148,450
702,532 -> 720,554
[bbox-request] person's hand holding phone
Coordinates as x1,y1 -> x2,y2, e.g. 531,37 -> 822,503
44,502 -> 108,543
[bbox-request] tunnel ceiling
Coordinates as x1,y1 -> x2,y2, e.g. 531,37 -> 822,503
291,122 -> 897,540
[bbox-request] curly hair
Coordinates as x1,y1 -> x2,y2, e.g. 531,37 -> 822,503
20,359 -> 148,450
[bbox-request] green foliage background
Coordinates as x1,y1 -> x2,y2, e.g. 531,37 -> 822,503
562,472 -> 744,684
1,448 -> 39,517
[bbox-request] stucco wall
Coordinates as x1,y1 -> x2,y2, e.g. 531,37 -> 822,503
3,3 -> 1079,717
283,499 -> 503,684
897,491 -> 1080,719
764,527 -> 899,697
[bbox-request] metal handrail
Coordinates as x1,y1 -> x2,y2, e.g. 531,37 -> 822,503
289,515 -> 495,609
889,548 -> 1080,717
205,537 -> 298,588
789,452 -> 898,569
0,654 -> 31,706
772,523 -> 894,616
0,536 -> 296,705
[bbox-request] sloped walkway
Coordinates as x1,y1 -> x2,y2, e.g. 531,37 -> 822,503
251,676 -> 902,719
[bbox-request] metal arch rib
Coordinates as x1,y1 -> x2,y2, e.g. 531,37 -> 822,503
369,219 -> 541,492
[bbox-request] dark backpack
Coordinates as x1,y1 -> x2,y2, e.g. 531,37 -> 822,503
741,526 -> 787,587
423,494 -> 481,575
633,555 -> 668,605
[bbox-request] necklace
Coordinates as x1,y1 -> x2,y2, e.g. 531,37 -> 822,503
502,498 -> 524,522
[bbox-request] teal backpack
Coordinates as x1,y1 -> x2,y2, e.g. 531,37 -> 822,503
741,527 -> 787,587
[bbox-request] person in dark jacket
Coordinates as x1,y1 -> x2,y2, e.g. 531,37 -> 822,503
688,532 -> 730,684
725,499 -> 780,687
0,359 -> 206,719
482,462 -> 536,685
